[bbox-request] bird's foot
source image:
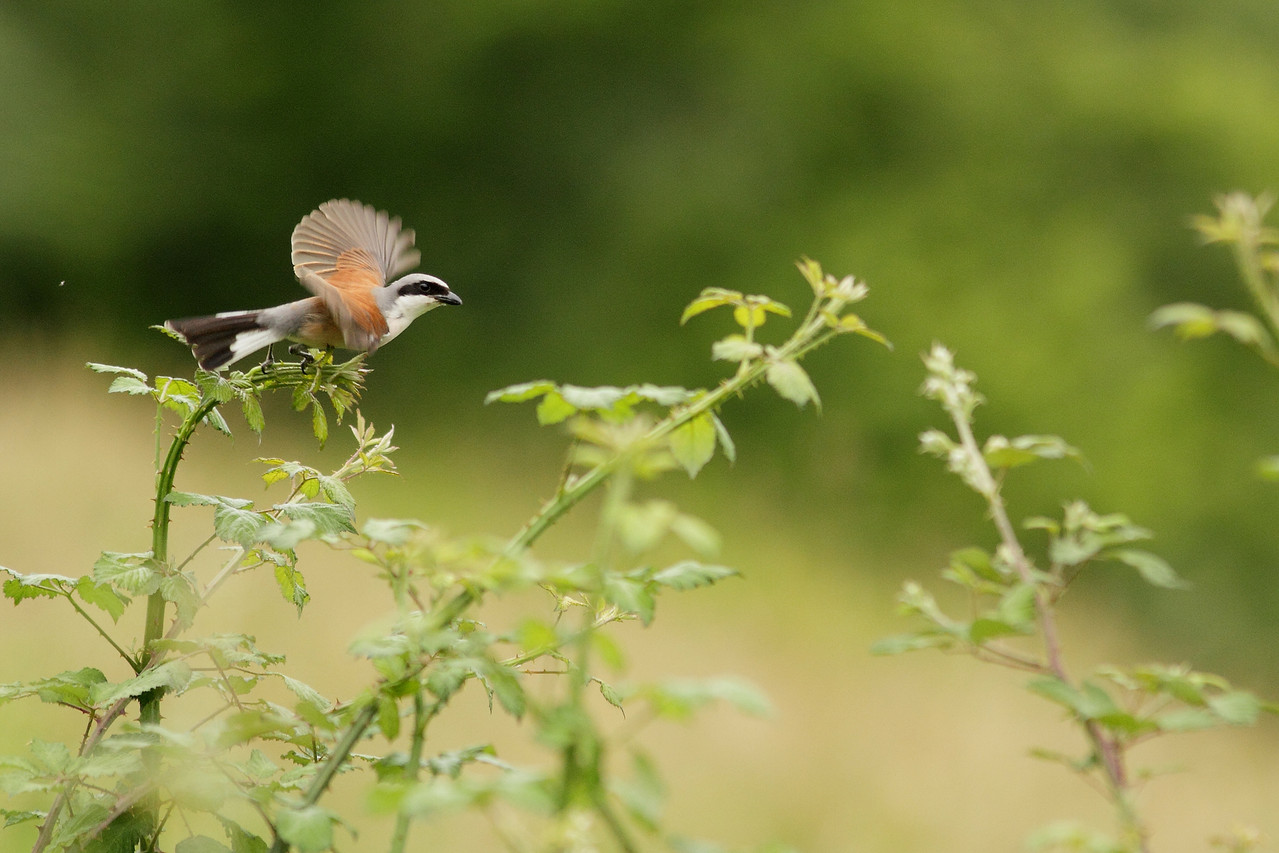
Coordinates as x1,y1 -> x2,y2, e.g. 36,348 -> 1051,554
258,345 -> 276,374
288,344 -> 316,374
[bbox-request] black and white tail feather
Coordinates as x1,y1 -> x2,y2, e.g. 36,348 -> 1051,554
165,310 -> 282,371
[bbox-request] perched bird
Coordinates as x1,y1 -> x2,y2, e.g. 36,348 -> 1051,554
165,199 -> 461,370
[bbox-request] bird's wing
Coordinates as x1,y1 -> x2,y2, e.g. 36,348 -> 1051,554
290,199 -> 421,351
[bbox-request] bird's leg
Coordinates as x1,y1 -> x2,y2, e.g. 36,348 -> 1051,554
259,344 -> 276,374
289,344 -> 316,374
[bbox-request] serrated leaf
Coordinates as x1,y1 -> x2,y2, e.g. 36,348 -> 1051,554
377,696 -> 401,741
709,413 -> 736,464
650,561 -> 737,591
766,359 -> 820,409
670,414 -> 717,478
1107,549 -> 1188,589
603,575 -> 656,625
1207,690 -> 1263,725
870,632 -> 953,655
275,804 -> 333,853
108,376 -> 153,396
1155,708 -> 1220,732
680,288 -> 742,324
279,675 -> 331,712
362,518 -> 424,546
983,434 -> 1080,469
214,503 -> 270,547
87,363 -> 148,381
711,335 -> 764,363
241,394 -> 265,434
599,680 -> 624,710
311,400 -> 328,445
160,573 -> 199,628
89,661 -> 193,707
483,380 -> 556,405
93,551 -> 162,596
273,502 -> 355,536
2,570 -> 71,603
1149,302 -> 1219,338
536,391 -> 576,425
273,565 -> 310,614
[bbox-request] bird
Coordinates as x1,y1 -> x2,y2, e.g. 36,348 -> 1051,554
165,199 -> 462,371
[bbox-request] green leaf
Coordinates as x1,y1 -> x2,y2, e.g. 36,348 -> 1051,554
680,288 -> 742,324
160,573 -> 200,628
275,804 -> 333,853
1155,708 -> 1221,732
709,413 -> 736,464
87,363 -> 148,382
0,667 -> 106,709
1,810 -> 42,828
1207,690 -> 1263,726
377,696 -> 401,741
535,391 -> 576,425
1107,549 -> 1188,589
650,561 -> 738,591
483,380 -> 556,405
617,501 -> 678,554
89,661 -> 193,707
472,660 -> 526,718
274,502 -> 355,536
968,617 -> 1023,644
2,569 -> 71,603
1149,302 -> 1220,339
604,575 -> 656,625
982,434 -> 1080,469
869,632 -> 953,655
599,680 -> 624,710
241,394 -> 265,434
92,551 -> 162,596
74,577 -> 128,622
107,375 -> 153,396
310,399 -> 329,445
669,514 -> 721,558
1257,455 -> 1279,481
670,414 -> 717,478
362,518 -> 425,546
273,564 -> 310,614
766,359 -> 820,409
711,335 -> 764,363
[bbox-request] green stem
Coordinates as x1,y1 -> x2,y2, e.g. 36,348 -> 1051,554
388,693 -> 433,853
270,298 -> 853,850
139,394 -> 220,725
66,595 -> 141,672
269,701 -> 380,853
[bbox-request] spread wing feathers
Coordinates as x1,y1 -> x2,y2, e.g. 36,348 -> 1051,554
290,199 -> 419,351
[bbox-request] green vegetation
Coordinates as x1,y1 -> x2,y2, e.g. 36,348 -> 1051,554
1,263 -> 885,851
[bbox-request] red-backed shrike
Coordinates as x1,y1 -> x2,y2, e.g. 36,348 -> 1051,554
166,199 -> 461,370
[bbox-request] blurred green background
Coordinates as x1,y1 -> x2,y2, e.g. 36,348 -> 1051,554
5,1 -> 1279,850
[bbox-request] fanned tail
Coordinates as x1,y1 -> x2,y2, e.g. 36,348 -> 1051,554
164,310 -> 282,370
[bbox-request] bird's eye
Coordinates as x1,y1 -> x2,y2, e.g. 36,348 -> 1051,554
424,281 -> 450,297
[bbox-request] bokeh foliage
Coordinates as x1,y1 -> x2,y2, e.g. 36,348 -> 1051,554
4,1 -> 1279,673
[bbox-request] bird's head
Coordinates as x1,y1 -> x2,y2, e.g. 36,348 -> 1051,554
383,273 -> 463,320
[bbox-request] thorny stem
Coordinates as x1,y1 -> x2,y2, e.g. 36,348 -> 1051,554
268,290 -> 862,851
945,402 -> 1147,852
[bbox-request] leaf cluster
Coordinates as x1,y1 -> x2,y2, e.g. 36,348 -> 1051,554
2,264 -> 879,853
878,344 -> 1274,852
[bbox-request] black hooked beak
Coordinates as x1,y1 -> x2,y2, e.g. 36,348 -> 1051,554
438,291 -> 463,306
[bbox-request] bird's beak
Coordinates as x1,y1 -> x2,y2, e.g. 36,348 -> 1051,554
438,292 -> 463,306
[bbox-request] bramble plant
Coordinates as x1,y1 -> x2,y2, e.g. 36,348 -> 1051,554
876,194 -> 1279,853
0,260 -> 886,852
